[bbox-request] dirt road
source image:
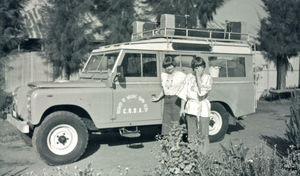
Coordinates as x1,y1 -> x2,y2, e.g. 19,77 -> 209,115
0,100 -> 292,176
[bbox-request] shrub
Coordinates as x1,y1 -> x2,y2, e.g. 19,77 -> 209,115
23,163 -> 129,176
154,123 -> 299,176
285,90 -> 300,149
282,145 -> 300,175
154,123 -> 222,176
0,89 -> 12,118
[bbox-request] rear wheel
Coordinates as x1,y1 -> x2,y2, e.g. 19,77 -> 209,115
209,103 -> 229,142
32,111 -> 88,165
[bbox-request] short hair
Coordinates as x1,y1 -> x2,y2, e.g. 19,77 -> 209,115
191,56 -> 206,70
162,56 -> 176,69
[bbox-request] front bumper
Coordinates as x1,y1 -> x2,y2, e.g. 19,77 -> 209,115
6,113 -> 30,133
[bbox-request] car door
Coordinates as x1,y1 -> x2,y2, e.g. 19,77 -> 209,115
112,51 -> 163,125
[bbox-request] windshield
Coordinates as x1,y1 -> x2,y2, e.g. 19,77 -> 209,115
83,52 -> 119,73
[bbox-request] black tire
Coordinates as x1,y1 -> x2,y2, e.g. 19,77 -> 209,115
32,111 -> 88,165
209,103 -> 229,142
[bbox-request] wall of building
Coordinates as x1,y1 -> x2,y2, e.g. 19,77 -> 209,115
5,52 -> 53,92
253,51 -> 299,100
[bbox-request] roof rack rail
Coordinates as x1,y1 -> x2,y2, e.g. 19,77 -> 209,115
131,27 -> 249,44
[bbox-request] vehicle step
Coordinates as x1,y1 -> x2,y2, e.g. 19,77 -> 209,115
119,127 -> 141,138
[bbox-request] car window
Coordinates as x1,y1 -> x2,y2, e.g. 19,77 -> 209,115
85,55 -> 103,71
142,54 -> 157,77
84,52 -> 119,73
165,54 -> 195,73
209,56 -> 246,77
122,53 -> 157,77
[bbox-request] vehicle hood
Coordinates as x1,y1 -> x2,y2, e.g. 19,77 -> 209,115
27,80 -> 107,88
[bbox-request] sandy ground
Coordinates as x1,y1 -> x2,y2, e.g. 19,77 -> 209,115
0,100 -> 292,176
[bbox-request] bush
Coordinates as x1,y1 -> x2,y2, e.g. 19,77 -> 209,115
154,123 -> 300,176
282,146 -> 300,175
23,163 -> 129,176
0,89 -> 12,118
154,123 -> 219,176
285,90 -> 300,149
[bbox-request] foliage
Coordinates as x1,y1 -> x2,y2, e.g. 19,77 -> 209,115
155,124 -> 300,176
0,90 -> 12,119
258,0 -> 300,89
285,90 -> 300,149
0,0 -> 27,58
22,163 -> 129,176
154,123 -> 219,176
92,0 -> 135,44
42,0 -> 94,80
0,0 -> 27,90
282,146 -> 300,175
143,0 -> 225,28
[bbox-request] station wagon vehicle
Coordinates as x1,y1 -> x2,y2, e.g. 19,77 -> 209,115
7,14 -> 256,165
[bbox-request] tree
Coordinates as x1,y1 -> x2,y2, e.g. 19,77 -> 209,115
42,0 -> 94,80
143,0 -> 225,28
259,0 -> 300,89
0,0 -> 27,88
92,0 -> 135,44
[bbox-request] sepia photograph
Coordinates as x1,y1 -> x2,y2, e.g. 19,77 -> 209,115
0,0 -> 299,175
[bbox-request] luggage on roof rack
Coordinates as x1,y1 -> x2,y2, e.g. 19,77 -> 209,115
131,14 -> 248,43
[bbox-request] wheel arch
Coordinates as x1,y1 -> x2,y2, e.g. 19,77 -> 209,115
210,101 -> 233,116
39,105 -> 97,131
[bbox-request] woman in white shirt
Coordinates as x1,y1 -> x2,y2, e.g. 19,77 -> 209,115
152,56 -> 186,136
177,56 -> 212,153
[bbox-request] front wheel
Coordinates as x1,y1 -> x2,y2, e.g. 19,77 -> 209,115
32,111 -> 88,165
209,103 -> 229,142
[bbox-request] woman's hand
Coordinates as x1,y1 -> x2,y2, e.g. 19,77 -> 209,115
180,108 -> 185,117
151,95 -> 160,102
180,99 -> 186,117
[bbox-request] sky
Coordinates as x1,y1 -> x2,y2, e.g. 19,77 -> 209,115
213,0 -> 268,37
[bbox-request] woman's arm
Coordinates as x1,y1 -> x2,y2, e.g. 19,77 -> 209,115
151,91 -> 164,102
180,99 -> 186,117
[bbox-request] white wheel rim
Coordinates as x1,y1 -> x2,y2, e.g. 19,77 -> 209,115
47,124 -> 78,155
209,111 -> 223,136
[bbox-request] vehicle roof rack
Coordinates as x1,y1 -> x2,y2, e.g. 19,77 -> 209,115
131,27 -> 249,44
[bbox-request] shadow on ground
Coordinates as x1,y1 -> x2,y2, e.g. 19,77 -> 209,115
80,125 -> 161,160
260,135 -> 292,157
226,122 -> 245,134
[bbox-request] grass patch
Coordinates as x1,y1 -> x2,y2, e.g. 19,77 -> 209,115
0,119 -> 20,144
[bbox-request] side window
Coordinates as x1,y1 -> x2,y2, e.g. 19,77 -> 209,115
106,53 -> 119,70
122,53 -> 157,77
142,54 -> 157,77
122,53 -> 141,77
164,54 -> 195,73
208,56 -> 246,77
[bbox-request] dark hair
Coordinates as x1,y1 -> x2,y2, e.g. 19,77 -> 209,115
191,56 -> 206,70
162,56 -> 176,68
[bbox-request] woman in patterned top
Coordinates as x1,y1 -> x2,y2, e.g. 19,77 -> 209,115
152,56 -> 186,136
177,56 -> 212,153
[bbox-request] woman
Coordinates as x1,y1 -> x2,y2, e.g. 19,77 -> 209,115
152,56 -> 186,136
177,56 -> 212,153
